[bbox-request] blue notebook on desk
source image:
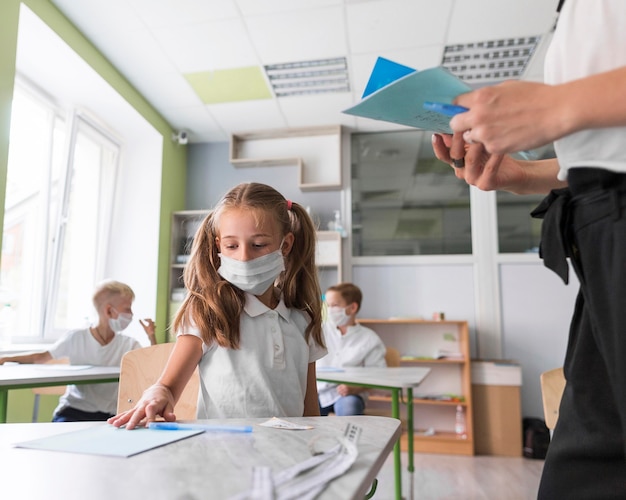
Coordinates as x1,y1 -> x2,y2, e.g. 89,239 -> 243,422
343,57 -> 471,134
14,425 -> 203,457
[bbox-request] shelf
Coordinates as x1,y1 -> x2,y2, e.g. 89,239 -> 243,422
362,318 -> 474,455
229,125 -> 342,191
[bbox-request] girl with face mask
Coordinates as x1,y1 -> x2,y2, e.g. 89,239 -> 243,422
109,183 -> 327,429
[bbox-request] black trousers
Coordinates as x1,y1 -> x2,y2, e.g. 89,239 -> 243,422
52,406 -> 114,422
536,169 -> 626,499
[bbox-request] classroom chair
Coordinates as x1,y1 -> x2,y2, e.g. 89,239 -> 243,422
384,347 -> 401,367
117,343 -> 199,419
540,367 -> 566,433
32,357 -> 69,422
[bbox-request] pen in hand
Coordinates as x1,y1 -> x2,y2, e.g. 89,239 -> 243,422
423,101 -> 469,117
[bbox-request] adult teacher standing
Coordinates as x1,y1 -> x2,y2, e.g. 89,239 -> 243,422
432,1 -> 626,498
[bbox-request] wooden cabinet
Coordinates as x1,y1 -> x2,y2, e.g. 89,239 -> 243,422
229,125 -> 342,191
359,319 -> 474,455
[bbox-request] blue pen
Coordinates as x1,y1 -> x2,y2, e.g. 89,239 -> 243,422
423,101 -> 469,117
148,422 -> 253,433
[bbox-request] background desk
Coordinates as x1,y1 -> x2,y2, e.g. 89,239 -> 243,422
0,365 -> 120,423
1,416 -> 400,500
316,366 -> 431,500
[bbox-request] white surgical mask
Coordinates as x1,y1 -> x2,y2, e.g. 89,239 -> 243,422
218,248 -> 285,296
109,310 -> 133,332
327,306 -> 350,327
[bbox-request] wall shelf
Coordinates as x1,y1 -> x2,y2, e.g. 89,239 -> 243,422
229,125 -> 342,191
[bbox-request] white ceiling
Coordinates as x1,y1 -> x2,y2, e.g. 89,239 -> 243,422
49,0 -> 558,144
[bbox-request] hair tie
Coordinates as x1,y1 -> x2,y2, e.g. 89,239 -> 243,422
286,200 -> 293,210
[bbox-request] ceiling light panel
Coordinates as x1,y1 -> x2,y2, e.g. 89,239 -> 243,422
264,57 -> 350,97
441,36 -> 540,84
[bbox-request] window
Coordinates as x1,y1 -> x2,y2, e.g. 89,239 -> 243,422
351,130 -> 472,256
496,145 -> 556,253
1,82 -> 119,341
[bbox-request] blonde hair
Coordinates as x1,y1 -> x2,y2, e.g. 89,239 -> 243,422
92,280 -> 135,311
173,183 -> 323,349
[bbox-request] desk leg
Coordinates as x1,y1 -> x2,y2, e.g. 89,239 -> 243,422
407,388 -> 414,500
391,388 -> 402,500
0,389 -> 8,423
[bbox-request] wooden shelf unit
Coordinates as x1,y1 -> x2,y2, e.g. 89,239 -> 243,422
229,125 -> 342,191
359,319 -> 474,456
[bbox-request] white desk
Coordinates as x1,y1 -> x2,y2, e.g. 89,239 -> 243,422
0,364 -> 120,423
316,366 -> 431,500
0,416 -> 400,500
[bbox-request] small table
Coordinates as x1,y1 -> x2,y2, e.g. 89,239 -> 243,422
0,416 -> 401,499
316,366 -> 431,500
0,364 -> 120,423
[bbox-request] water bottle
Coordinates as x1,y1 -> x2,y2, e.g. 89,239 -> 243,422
455,404 -> 467,439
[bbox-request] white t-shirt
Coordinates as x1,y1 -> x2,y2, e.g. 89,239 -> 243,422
181,293 -> 327,418
544,0 -> 626,179
48,328 -> 141,415
316,322 -> 387,408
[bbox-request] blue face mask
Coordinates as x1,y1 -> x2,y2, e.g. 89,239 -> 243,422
217,248 -> 285,296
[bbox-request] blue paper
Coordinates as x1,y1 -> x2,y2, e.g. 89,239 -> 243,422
344,58 -> 471,134
362,57 -> 416,98
14,425 -> 203,457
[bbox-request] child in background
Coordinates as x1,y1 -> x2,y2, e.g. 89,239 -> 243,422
0,280 -> 156,421
109,182 -> 326,429
317,282 -> 386,416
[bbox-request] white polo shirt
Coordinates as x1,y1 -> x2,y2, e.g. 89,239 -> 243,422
182,293 -> 327,418
317,322 -> 387,408
545,0 -> 626,179
48,328 -> 140,415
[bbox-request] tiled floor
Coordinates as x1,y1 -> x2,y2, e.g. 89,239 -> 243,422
371,451 -> 544,500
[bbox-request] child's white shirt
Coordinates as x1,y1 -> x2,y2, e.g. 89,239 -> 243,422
181,293 -> 327,418
48,328 -> 141,415
316,322 -> 387,408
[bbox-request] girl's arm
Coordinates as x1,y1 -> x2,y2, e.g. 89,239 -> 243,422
303,362 -> 321,416
108,334 -> 203,429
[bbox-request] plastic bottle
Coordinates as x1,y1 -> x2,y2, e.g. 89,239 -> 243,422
455,405 -> 467,439
333,210 -> 347,238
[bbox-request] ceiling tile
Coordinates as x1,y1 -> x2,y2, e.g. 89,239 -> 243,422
346,0 -> 454,54
159,105 -> 228,143
236,0 -> 342,17
245,6 -> 347,64
185,66 -> 272,104
446,0 -> 556,44
207,100 -> 287,134
129,0 -> 240,28
277,93 -> 357,128
151,18 -> 260,72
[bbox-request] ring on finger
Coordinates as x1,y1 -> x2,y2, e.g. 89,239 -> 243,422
451,157 -> 465,168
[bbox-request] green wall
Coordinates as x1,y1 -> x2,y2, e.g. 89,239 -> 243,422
1,0 -> 186,421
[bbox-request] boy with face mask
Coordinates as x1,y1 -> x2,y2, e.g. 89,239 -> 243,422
317,282 -> 387,416
0,280 -> 156,421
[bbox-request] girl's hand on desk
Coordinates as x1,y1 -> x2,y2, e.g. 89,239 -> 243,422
107,383 -> 177,430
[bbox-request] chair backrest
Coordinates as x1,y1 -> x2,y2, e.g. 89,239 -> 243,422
384,347 -> 401,367
117,343 -> 200,419
540,367 -> 566,430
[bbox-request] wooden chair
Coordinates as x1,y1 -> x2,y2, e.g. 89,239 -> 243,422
117,343 -> 200,419
32,357 -> 69,422
540,367 -> 566,431
384,347 -> 401,367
